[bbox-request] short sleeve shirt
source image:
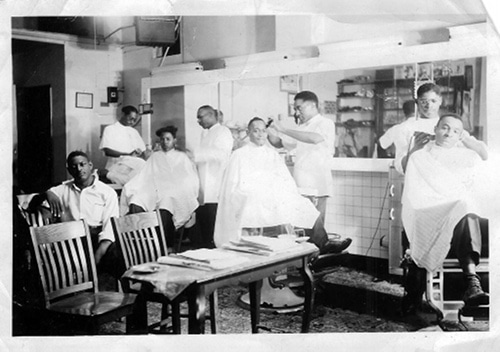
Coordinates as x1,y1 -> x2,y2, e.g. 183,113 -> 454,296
99,121 -> 146,169
49,175 -> 119,244
293,114 -> 335,197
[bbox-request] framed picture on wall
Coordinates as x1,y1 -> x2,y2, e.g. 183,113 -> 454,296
75,92 -> 93,109
280,74 -> 301,93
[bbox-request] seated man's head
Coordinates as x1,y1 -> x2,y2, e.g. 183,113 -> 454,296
156,125 -> 178,152
434,113 -> 464,148
197,105 -> 218,129
66,151 -> 93,185
120,106 -> 139,127
247,117 -> 268,146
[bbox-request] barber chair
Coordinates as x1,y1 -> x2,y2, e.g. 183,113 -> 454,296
424,218 -> 489,328
237,227 -> 348,313
236,226 -> 305,313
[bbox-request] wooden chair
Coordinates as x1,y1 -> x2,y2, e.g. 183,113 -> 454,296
112,211 -> 218,334
17,202 -> 52,228
29,219 -> 138,335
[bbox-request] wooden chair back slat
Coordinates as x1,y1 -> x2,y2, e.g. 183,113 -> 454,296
141,227 -> 157,262
123,231 -> 137,269
67,238 -> 83,284
30,220 -> 98,308
45,243 -> 61,292
112,211 -> 168,269
59,241 -> 73,288
145,227 -> 160,261
38,243 -> 54,298
52,241 -> 67,290
136,229 -> 146,264
74,235 -> 91,284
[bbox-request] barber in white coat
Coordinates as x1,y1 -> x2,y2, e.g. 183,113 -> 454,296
193,105 -> 233,248
100,106 -> 147,169
268,91 -> 351,252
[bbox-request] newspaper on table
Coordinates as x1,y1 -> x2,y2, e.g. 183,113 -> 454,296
158,248 -> 249,270
222,235 -> 300,256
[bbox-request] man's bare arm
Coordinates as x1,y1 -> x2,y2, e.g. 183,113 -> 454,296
461,132 -> 488,160
102,147 -> 143,158
269,121 -> 324,145
401,132 -> 433,173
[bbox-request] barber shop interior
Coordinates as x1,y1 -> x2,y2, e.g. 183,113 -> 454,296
9,2 -> 500,339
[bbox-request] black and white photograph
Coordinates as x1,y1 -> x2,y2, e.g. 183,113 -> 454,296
2,1 -> 500,352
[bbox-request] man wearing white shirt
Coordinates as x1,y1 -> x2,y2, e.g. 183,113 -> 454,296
378,100 -> 416,158
28,151 -> 123,278
99,106 -> 148,184
193,105 -> 233,248
268,91 -> 351,251
397,83 -> 487,174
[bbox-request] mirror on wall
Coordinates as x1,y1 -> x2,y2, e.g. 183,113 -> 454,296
219,56 -> 486,159
147,56 -> 486,159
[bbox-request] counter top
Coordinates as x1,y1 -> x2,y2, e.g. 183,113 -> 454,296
331,158 -> 393,172
283,153 -> 394,173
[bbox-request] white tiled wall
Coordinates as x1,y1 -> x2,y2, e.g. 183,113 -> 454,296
325,170 -> 391,259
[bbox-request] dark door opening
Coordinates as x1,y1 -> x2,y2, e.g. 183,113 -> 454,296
16,85 -> 53,193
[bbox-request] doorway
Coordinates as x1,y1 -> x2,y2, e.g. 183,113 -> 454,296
151,86 -> 186,149
16,85 -> 53,193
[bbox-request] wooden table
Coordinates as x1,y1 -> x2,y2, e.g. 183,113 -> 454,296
122,243 -> 318,334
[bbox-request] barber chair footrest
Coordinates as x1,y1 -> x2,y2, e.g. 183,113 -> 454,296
459,305 -> 489,321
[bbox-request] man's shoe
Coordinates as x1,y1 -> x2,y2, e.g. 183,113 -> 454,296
320,238 -> 352,255
463,274 -> 489,306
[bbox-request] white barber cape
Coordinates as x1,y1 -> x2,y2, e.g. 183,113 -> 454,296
401,142 -> 488,272
120,149 -> 199,229
214,142 -> 319,247
106,156 -> 146,186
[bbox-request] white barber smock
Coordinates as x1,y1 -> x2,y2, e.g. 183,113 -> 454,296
401,141 -> 489,272
379,117 -> 416,150
194,123 -> 233,204
291,114 -> 335,197
49,175 -> 119,244
214,143 -> 319,247
99,121 -> 146,170
120,149 -> 200,229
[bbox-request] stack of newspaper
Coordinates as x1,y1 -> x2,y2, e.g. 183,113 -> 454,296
222,235 -> 299,256
157,248 -> 249,270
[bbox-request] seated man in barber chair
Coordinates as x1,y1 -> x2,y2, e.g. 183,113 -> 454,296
401,113 -> 490,311
214,117 -> 351,309
120,125 -> 200,251
214,117 -> 350,255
